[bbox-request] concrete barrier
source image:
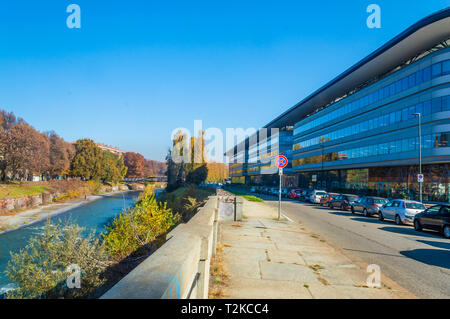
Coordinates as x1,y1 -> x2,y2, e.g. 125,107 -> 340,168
101,195 -> 219,299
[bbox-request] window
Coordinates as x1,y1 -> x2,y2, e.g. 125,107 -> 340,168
432,63 -> 442,77
392,201 -> 400,207
426,205 -> 441,215
408,74 -> 416,87
442,96 -> 450,112
402,108 -> 408,121
432,97 -> 442,113
443,60 -> 450,75
423,66 -> 431,81
439,206 -> 450,216
423,100 -> 431,115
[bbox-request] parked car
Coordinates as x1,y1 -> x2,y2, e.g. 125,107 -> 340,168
414,204 -> 450,238
309,190 -> 327,204
300,189 -> 313,201
281,188 -> 290,198
320,193 -> 339,207
250,187 -> 257,193
351,196 -> 389,217
379,200 -> 426,225
288,189 -> 303,200
329,194 -> 360,211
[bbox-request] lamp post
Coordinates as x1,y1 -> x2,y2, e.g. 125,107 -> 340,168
413,113 -> 422,202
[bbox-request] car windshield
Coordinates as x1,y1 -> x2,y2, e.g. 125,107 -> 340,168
330,194 -> 339,199
405,202 -> 426,209
373,199 -> 388,204
316,192 -> 327,196
347,196 -> 359,201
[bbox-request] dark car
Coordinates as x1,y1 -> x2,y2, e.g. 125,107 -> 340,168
351,196 -> 389,217
329,194 -> 360,211
300,189 -> 313,201
414,204 -> 450,238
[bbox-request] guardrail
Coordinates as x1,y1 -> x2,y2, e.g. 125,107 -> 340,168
101,196 -> 219,299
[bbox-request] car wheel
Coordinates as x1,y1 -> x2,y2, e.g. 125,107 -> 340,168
443,225 -> 450,239
395,215 -> 402,225
363,209 -> 370,217
351,206 -> 355,214
378,212 -> 384,221
414,219 -> 422,231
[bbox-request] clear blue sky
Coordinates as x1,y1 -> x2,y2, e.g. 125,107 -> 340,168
0,1 -> 448,161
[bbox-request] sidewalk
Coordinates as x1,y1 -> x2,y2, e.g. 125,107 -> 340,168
217,198 -> 414,299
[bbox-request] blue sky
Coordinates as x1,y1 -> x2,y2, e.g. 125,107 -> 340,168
0,1 -> 448,161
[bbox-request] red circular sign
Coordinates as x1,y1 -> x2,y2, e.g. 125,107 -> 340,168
275,155 -> 288,168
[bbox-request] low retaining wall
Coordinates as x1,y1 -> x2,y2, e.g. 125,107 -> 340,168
0,193 -> 55,213
101,195 -> 220,299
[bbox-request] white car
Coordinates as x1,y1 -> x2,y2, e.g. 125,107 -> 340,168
378,200 -> 426,225
309,190 -> 327,204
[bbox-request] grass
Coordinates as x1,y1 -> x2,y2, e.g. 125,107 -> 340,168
209,243 -> 230,299
309,264 -> 324,272
225,189 -> 264,202
0,182 -> 51,199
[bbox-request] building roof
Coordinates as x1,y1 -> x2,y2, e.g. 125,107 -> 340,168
226,7 -> 450,156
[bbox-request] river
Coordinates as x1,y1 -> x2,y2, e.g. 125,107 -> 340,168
0,191 -> 141,296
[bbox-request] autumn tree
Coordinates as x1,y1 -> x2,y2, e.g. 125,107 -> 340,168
47,131 -> 75,177
70,139 -> 104,180
0,123 -> 50,180
124,152 -> 146,178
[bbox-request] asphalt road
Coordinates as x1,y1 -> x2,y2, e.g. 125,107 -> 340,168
250,193 -> 450,298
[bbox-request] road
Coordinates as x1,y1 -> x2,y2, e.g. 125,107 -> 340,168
242,192 -> 450,298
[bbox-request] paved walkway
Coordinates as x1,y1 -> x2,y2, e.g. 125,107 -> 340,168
218,198 -> 414,299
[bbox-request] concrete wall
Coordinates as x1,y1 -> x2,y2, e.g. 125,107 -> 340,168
101,195 -> 219,299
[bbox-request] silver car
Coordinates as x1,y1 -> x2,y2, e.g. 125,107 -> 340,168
379,200 -> 426,225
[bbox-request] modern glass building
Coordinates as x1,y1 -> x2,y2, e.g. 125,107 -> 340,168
228,128 -> 294,185
226,8 -> 450,201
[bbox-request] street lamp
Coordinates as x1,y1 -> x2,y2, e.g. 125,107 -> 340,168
413,113 -> 422,202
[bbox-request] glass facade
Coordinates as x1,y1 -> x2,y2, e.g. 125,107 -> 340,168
292,45 -> 450,202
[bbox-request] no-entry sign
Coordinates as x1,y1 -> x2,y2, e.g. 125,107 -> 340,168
275,155 -> 288,169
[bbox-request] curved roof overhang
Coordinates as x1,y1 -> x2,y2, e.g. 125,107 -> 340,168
265,7 -> 450,129
226,7 -> 450,156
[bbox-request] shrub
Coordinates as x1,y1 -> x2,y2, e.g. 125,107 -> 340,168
5,221 -> 110,299
103,187 -> 180,260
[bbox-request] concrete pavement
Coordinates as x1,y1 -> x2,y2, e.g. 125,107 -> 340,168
217,198 -> 414,299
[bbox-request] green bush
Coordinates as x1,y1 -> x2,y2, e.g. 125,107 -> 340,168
103,187 -> 180,260
5,221 -> 110,299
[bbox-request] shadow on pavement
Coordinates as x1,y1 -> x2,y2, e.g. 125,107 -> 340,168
416,240 -> 450,250
400,249 -> 450,269
379,226 -> 440,238
350,217 -> 385,225
328,211 -> 354,217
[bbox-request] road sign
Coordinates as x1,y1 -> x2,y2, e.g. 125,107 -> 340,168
418,174 -> 424,183
279,167 -> 283,175
275,155 -> 288,169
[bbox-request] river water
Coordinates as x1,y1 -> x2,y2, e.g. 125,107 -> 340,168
0,191 -> 141,295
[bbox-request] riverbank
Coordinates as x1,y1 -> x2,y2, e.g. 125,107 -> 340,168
0,190 -> 138,236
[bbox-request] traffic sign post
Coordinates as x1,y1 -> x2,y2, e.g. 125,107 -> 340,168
275,155 -> 288,221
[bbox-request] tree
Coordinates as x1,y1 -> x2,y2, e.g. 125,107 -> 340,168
124,152 -> 146,178
70,139 -> 104,180
101,150 -> 127,184
186,164 -> 208,185
0,123 -> 50,180
47,131 -> 75,177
